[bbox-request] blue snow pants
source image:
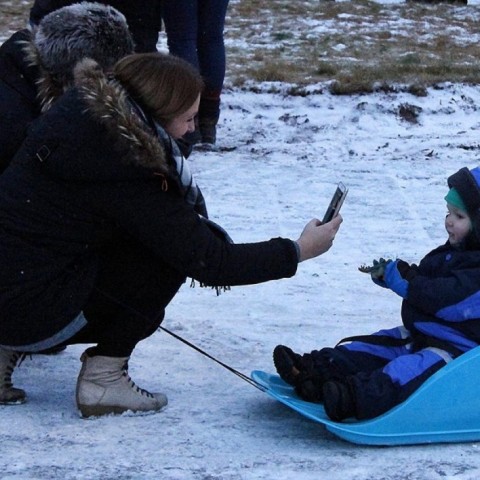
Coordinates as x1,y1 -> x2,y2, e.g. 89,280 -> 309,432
308,326 -> 454,419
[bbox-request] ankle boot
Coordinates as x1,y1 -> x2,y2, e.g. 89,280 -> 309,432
76,349 -> 168,418
322,380 -> 356,421
0,348 -> 26,405
198,119 -> 217,145
198,95 -> 220,145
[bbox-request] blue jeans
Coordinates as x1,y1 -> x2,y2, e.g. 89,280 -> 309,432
162,0 -> 229,121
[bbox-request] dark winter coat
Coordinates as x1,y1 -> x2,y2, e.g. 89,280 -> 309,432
0,30 -> 41,172
401,242 -> 480,353
0,3 -> 135,174
0,27 -> 79,173
0,60 -> 298,347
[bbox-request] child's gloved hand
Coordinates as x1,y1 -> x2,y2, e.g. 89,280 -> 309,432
384,259 -> 411,298
358,258 -> 392,287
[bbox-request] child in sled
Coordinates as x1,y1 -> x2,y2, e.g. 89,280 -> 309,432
274,166 -> 480,422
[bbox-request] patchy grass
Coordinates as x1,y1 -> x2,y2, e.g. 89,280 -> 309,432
0,1 -> 32,33
225,0 -> 480,93
2,0 -> 480,94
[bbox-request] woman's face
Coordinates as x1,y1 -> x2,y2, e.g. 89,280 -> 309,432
164,94 -> 200,139
445,203 -> 472,245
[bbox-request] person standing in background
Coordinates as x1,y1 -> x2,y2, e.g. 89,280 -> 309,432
162,0 -> 230,148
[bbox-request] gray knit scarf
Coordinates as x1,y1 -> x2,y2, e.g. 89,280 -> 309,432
153,122 -> 207,216
127,97 -> 207,216
129,98 -> 233,293
153,125 -> 233,244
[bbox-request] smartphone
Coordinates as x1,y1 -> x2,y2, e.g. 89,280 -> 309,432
322,182 -> 348,223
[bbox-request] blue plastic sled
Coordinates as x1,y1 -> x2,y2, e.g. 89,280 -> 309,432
251,345 -> 480,446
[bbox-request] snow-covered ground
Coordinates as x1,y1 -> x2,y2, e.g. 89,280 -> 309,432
3,0 -> 480,477
2,83 -> 480,479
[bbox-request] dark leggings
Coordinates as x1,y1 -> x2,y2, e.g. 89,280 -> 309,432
162,0 -> 230,123
63,237 -> 185,357
162,0 -> 229,93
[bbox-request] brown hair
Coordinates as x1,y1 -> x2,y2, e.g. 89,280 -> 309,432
113,52 -> 204,126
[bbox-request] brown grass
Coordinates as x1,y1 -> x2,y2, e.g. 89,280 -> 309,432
225,0 -> 480,94
2,0 -> 480,94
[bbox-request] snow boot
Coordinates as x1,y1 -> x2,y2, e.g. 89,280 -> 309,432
198,95 -> 220,145
0,348 -> 26,405
76,349 -> 168,418
294,371 -> 328,403
273,345 -> 305,385
322,380 -> 356,421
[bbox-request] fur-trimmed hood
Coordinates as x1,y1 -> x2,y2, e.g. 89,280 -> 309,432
72,57 -> 169,174
23,2 -> 134,113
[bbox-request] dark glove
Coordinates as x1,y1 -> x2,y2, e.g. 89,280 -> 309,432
358,258 -> 392,287
384,259 -> 411,298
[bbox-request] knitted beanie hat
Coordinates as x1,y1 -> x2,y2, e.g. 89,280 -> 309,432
447,166 -> 480,241
34,2 -> 134,85
445,187 -> 467,212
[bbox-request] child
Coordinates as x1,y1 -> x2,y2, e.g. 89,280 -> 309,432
274,166 -> 480,421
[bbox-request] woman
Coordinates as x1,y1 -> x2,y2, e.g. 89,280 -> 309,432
0,52 -> 342,417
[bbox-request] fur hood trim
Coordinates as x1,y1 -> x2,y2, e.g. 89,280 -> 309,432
22,38 -> 63,113
73,58 -> 168,174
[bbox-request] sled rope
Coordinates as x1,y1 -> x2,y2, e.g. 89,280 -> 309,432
159,325 -> 266,391
93,286 -> 267,392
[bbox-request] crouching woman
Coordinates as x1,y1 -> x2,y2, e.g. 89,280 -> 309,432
0,52 -> 342,417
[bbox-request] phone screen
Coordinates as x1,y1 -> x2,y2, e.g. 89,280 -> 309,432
322,182 -> 348,223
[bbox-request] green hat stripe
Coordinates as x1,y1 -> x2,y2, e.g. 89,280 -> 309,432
445,187 -> 467,212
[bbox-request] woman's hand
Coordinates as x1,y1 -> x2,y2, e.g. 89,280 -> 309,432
295,215 -> 342,262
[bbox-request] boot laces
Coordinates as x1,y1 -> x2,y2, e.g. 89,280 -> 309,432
121,364 -> 154,398
3,352 -> 27,389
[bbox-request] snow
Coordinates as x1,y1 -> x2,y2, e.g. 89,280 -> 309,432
4,2 -> 480,477
2,83 -> 480,479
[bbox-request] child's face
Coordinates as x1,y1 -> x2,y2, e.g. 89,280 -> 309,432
164,94 -> 200,140
445,204 -> 472,245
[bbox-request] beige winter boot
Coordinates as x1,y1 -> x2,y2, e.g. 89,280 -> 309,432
76,349 -> 168,418
0,348 -> 26,405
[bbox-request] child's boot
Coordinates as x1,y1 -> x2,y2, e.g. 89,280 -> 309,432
76,348 -> 167,418
295,372 -> 327,402
273,345 -> 305,385
322,380 -> 356,421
